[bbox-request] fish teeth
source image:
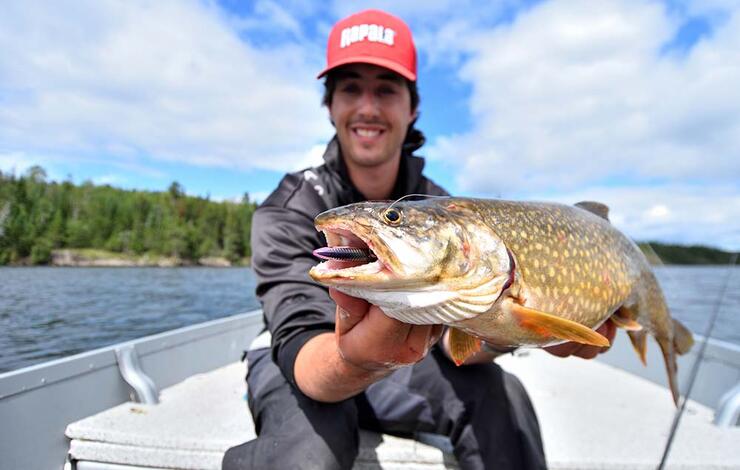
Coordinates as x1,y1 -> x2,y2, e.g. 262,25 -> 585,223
325,231 -> 341,247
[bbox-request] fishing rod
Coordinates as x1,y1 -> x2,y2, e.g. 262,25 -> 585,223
657,250 -> 738,470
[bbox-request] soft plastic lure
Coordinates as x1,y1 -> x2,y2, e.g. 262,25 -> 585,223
313,246 -> 376,262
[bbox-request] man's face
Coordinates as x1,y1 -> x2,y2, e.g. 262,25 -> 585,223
329,63 -> 417,169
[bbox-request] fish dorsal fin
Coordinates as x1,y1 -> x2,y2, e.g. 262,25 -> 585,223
504,299 -> 610,347
448,328 -> 481,365
575,201 -> 610,221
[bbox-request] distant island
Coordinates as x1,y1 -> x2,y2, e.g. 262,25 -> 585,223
637,242 -> 737,266
1,166 -> 736,267
1,166 -> 255,266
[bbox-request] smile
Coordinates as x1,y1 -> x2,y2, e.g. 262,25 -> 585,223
351,126 -> 385,138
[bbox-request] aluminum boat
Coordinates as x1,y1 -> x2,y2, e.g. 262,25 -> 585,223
1,310 -> 738,469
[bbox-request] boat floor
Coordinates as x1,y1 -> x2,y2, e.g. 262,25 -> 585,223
66,349 -> 740,470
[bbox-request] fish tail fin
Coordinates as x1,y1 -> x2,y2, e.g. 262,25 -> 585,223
672,318 -> 694,356
656,336 -> 680,406
627,330 -> 648,365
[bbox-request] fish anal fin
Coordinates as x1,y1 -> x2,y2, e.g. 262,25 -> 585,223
673,318 -> 694,355
448,328 -> 481,366
611,307 -> 643,331
627,330 -> 648,365
507,301 -> 610,347
575,201 -> 610,221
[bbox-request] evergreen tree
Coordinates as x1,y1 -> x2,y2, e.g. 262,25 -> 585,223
0,167 -> 262,265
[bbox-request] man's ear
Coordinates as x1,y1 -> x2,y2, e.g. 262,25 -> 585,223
410,110 -> 420,125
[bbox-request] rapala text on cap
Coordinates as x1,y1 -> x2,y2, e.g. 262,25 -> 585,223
340,24 -> 396,48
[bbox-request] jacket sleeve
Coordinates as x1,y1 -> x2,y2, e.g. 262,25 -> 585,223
250,205 -> 335,387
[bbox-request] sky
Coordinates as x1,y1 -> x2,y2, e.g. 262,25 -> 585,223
1,0 -> 738,250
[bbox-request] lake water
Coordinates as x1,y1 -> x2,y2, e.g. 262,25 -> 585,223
0,266 -> 738,374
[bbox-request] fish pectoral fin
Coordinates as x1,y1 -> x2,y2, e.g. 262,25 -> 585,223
507,302 -> 610,347
448,328 -> 481,366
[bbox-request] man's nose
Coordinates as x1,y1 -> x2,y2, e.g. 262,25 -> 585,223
356,90 -> 380,117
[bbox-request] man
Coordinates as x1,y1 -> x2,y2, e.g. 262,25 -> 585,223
223,9 -> 615,470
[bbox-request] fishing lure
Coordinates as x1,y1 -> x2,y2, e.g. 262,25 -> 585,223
313,246 -> 376,263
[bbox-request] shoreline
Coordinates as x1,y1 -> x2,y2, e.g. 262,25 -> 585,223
5,249 -> 248,268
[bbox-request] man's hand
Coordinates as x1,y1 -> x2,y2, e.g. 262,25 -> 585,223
543,318 -> 617,359
293,289 -> 443,403
332,289 -> 444,371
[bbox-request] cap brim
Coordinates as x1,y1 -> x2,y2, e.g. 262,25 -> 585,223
317,56 -> 416,81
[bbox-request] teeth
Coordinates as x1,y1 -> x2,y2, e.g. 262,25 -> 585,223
356,128 -> 380,137
325,232 -> 341,247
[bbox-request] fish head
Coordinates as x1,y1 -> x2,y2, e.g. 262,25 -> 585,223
309,198 -> 512,322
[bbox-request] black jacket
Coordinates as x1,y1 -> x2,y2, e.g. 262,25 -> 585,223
250,134 -> 448,386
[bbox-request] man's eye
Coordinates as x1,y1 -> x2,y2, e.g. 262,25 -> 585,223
378,86 -> 396,95
341,83 -> 360,94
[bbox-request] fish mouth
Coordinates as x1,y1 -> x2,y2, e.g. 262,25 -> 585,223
309,223 -> 395,284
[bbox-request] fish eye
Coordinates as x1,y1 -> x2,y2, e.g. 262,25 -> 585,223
383,208 -> 402,225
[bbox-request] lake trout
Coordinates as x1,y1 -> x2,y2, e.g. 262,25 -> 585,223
309,197 -> 694,405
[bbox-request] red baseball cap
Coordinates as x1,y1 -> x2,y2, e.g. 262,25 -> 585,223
317,9 -> 417,81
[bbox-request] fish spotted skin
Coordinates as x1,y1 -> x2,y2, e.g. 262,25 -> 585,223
309,197 -> 694,404
452,200 -> 643,344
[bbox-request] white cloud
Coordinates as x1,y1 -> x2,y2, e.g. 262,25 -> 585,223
330,0 -> 524,25
424,0 -> 740,194
229,0 -> 306,40
247,191 -> 272,204
0,151 -> 66,181
645,204 -> 670,220
0,152 -> 37,176
289,143 -> 329,171
414,0 -> 740,250
0,0 -> 333,174
2,0 -> 737,251
92,174 -> 125,186
526,183 -> 740,250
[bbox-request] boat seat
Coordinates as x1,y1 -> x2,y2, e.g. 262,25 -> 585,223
66,361 -> 459,469
67,337 -> 740,469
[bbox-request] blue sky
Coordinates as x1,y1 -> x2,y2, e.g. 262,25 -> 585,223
1,0 -> 738,249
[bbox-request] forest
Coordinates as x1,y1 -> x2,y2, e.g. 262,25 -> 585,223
0,166 -> 256,265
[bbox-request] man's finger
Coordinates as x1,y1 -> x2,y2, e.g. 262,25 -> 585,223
430,325 -> 444,347
403,325 -> 433,362
330,288 -> 370,313
576,346 -> 600,359
545,343 -> 578,357
604,318 -> 617,342
331,288 -> 370,335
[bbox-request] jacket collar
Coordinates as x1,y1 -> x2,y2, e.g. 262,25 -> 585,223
322,132 -> 426,203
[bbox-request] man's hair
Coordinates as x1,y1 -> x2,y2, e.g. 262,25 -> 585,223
321,69 -> 420,112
